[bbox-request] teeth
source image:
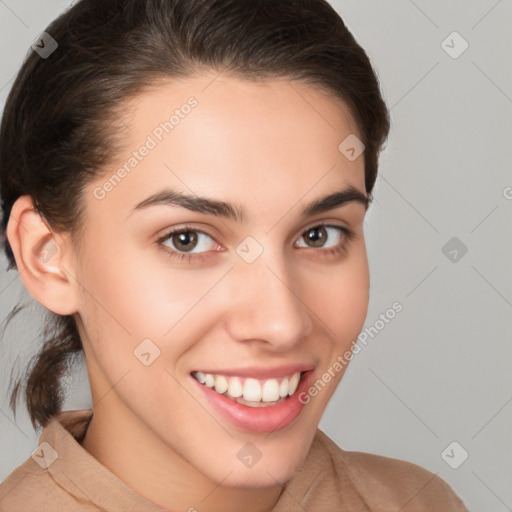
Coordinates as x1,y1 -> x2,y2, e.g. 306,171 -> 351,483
288,372 -> 300,395
193,371 -> 303,403
279,378 -> 289,398
243,378 -> 261,401
228,377 -> 243,397
262,379 -> 280,402
214,375 -> 228,394
204,373 -> 215,388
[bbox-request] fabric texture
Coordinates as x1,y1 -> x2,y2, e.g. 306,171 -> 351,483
0,409 -> 469,511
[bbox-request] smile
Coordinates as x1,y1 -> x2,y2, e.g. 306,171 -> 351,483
190,368 -> 315,433
192,371 -> 303,407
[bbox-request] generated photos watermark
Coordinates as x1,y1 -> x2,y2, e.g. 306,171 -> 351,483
298,300 -> 403,404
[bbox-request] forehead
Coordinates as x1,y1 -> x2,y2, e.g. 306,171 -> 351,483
120,72 -> 360,139
88,72 -> 366,222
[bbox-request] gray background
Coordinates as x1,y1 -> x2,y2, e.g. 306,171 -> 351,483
1,1 -> 511,510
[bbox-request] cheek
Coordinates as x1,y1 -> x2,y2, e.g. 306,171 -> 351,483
75,240 -> 231,380
75,246 -> 197,402
78,243 -> 198,337
307,247 -> 369,345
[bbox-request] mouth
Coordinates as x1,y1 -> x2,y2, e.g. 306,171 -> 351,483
191,370 -> 306,408
189,367 -> 315,433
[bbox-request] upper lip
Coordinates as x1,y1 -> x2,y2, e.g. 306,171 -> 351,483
191,363 -> 315,380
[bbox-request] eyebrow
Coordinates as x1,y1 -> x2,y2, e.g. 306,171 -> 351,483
128,185 -> 369,222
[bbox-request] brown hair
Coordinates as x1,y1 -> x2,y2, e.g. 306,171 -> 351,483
0,0 -> 390,430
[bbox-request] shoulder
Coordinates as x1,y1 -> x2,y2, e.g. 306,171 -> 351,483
0,455 -> 103,512
0,413 -> 98,512
0,457 -> 64,511
313,429 -> 469,511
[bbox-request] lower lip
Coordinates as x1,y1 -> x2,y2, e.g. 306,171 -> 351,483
191,370 -> 314,433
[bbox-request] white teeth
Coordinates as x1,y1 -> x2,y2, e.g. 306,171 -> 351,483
243,378 -> 261,401
193,371 -> 303,403
214,375 -> 228,394
228,377 -> 243,398
279,378 -> 289,398
288,372 -> 300,395
262,379 -> 280,402
204,373 -> 215,388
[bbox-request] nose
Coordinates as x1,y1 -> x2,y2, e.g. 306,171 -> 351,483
223,246 -> 314,351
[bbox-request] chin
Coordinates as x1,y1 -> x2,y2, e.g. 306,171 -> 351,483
223,463 -> 298,489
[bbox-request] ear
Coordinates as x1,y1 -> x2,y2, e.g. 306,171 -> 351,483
6,195 -> 79,315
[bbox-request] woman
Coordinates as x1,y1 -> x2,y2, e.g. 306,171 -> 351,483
0,0 -> 469,510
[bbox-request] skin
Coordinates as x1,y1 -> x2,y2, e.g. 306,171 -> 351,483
8,72 -> 370,512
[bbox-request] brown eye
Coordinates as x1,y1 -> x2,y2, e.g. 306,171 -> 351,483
298,225 -> 344,249
303,226 -> 328,248
171,230 -> 198,252
159,228 -> 217,255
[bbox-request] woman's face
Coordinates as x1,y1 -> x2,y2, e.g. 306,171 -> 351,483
72,72 -> 369,488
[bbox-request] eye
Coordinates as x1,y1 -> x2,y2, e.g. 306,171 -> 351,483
295,224 -> 352,250
294,223 -> 356,260
156,226 -> 222,263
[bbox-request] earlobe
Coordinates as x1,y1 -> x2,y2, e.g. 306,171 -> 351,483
6,195 -> 79,315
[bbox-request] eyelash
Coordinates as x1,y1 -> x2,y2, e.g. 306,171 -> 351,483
156,223 -> 356,264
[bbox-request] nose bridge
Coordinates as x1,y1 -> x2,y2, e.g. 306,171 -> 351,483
225,241 -> 314,348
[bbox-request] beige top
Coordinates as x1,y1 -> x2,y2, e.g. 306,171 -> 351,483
0,409 -> 468,511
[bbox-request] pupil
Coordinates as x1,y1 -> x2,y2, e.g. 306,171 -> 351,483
307,226 -> 326,247
174,231 -> 197,252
